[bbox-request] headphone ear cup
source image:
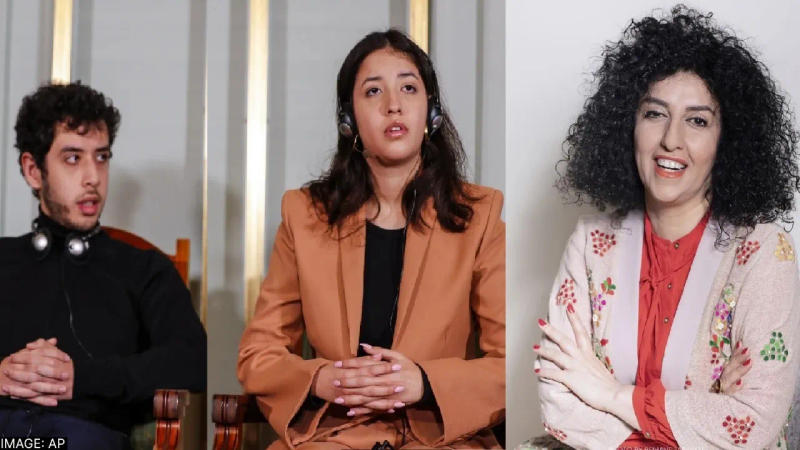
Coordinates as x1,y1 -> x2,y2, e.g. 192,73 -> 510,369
66,234 -> 89,259
338,108 -> 356,138
427,102 -> 443,135
31,228 -> 51,258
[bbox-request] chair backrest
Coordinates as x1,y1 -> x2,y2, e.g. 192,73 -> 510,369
102,226 -> 190,287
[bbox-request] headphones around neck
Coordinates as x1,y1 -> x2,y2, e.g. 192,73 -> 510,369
31,218 -> 101,260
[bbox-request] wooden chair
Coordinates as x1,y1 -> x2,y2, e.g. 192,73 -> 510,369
212,394 -> 266,450
103,227 -> 190,287
102,227 -> 202,450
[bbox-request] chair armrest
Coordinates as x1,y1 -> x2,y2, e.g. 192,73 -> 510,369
212,394 -> 268,450
153,389 -> 205,450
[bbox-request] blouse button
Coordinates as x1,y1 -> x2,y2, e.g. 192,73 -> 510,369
667,283 -> 672,289
673,242 -> 680,249
664,317 -> 670,324
644,431 -> 652,439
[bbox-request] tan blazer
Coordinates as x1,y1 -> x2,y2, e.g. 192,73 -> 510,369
238,185 -> 506,449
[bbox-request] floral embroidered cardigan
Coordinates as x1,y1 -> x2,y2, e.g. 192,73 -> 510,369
537,211 -> 800,449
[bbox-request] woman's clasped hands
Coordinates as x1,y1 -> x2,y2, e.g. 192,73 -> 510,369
311,343 -> 424,417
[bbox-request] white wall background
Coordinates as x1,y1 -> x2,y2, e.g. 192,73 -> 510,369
507,1 -> 800,447
0,0 -> 52,235
71,0 -> 206,293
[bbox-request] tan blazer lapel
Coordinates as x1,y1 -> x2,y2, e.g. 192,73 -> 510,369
338,206 -> 367,357
393,199 -> 436,348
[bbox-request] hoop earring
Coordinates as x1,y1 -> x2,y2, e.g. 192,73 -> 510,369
353,134 -> 363,153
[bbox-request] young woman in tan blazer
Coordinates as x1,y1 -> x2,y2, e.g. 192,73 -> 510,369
238,30 -> 505,449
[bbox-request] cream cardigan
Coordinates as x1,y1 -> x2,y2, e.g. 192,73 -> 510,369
537,211 -> 800,449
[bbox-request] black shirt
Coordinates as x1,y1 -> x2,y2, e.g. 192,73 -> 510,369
0,212 -> 206,435
356,221 -> 435,407
358,222 -> 405,353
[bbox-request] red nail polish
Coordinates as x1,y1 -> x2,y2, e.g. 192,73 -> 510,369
538,319 -> 547,327
736,379 -> 742,385
743,359 -> 751,366
534,368 -> 540,374
533,344 -> 540,350
567,303 -> 575,314
735,341 -> 741,350
742,347 -> 748,355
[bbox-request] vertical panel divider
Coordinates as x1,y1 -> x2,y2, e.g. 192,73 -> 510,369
409,0 -> 429,53
51,0 -> 72,83
244,0 -> 269,322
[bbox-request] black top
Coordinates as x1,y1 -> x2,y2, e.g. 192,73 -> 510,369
0,212 -> 207,435
358,222 -> 405,353
357,221 -> 435,407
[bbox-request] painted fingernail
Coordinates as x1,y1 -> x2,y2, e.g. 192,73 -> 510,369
742,347 -> 748,355
735,341 -> 741,350
534,368 -> 540,374
335,397 -> 344,404
394,386 -> 405,393
346,410 -> 355,417
334,361 -> 343,368
533,344 -> 540,350
391,364 -> 401,371
387,409 -> 395,413
567,303 -> 575,314
743,359 -> 751,366
360,343 -> 372,349
538,319 -> 547,327
736,379 -> 742,385
393,402 -> 405,408
333,379 -> 341,387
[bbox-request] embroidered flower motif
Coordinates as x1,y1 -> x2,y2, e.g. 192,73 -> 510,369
722,415 -> 754,445
543,422 -> 567,441
556,278 -> 576,306
761,331 -> 788,362
735,240 -> 760,265
590,230 -> 616,257
709,284 -> 736,380
592,337 -> 614,375
587,271 -> 615,330
684,376 -> 692,389
775,233 -> 795,262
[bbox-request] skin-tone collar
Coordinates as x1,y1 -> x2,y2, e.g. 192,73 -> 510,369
645,198 -> 709,241
365,154 -> 421,230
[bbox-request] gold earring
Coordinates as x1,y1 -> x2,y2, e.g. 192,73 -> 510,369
353,134 -> 363,153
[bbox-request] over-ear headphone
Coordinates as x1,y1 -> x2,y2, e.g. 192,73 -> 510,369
337,73 -> 444,140
31,218 -> 101,260
337,96 -> 443,140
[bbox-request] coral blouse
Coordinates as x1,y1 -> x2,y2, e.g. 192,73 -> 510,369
621,212 -> 709,448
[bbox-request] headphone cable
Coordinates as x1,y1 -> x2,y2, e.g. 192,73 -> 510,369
59,254 -> 94,359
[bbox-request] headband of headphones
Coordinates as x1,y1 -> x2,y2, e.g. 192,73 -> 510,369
31,218 -> 101,261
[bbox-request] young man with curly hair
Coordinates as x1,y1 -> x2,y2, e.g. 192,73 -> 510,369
0,82 -> 206,449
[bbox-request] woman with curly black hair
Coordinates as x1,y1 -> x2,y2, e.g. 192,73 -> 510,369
238,30 -> 505,448
530,6 -> 800,449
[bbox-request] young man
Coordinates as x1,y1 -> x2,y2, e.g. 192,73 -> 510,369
0,82 -> 206,449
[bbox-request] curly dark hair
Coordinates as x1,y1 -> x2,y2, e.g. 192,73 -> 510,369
306,29 -> 477,232
557,5 -> 799,234
15,81 -> 121,197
